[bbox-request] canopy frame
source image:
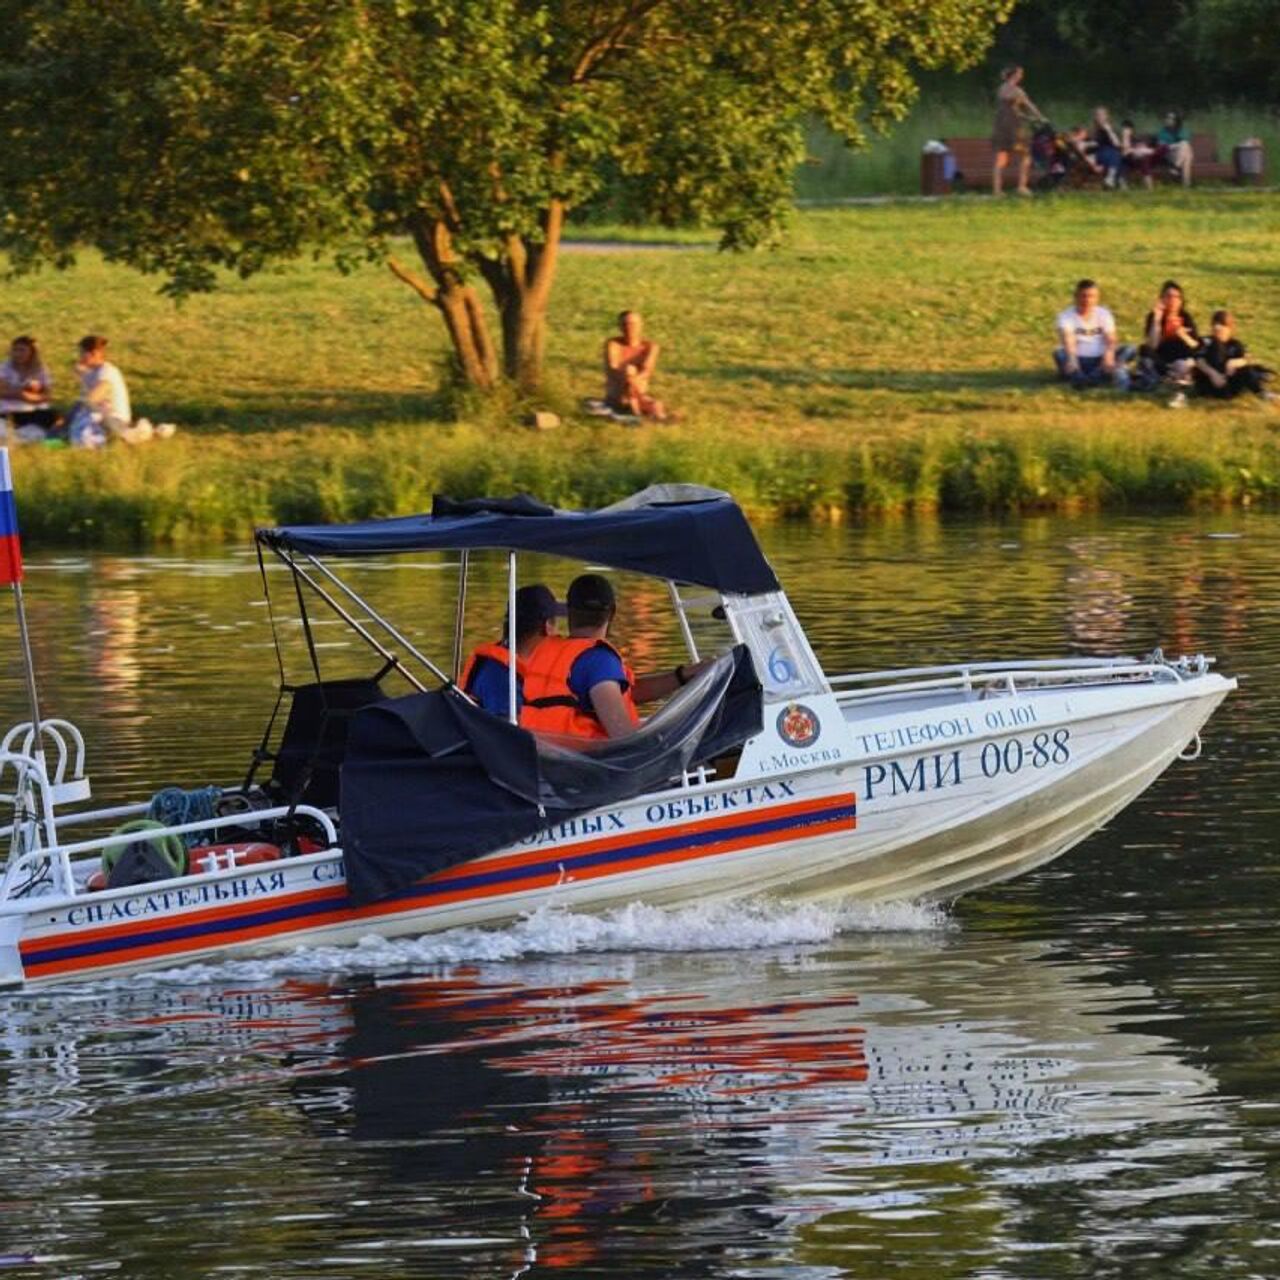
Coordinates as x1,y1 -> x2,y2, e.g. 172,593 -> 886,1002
254,488 -> 781,598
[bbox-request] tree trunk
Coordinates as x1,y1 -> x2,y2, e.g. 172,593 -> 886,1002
436,279 -> 499,391
392,211 -> 500,392
392,202 -> 565,396
481,199 -> 566,394
493,287 -> 550,393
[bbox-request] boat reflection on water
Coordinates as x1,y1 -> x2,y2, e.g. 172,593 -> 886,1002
1,920 -> 1250,1277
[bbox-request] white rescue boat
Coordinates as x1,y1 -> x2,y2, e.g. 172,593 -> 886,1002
0,485 -> 1234,988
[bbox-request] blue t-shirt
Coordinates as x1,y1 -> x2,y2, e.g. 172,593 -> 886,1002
568,645 -> 627,709
469,653 -> 520,718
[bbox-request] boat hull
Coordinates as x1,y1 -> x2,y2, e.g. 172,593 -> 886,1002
2,672 -> 1231,988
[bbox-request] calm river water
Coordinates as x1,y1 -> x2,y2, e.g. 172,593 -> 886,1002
2,513 -> 1278,1279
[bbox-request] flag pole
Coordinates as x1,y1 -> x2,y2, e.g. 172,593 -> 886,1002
0,448 -> 43,769
11,581 -> 43,751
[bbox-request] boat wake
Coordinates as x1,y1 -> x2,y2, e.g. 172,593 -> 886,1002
135,896 -> 951,986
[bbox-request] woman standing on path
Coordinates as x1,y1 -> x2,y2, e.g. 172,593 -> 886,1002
992,66 -> 1044,196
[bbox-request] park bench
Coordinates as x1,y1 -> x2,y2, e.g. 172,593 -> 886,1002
1179,134 -> 1236,184
933,132 -> 1244,194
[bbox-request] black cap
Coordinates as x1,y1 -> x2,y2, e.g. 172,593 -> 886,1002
510,583 -> 565,634
566,573 -> 616,614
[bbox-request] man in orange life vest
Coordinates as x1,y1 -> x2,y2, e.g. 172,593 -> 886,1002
521,573 -> 702,740
459,583 -> 565,718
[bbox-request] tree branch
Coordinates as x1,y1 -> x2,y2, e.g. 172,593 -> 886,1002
527,198 -> 564,304
386,254 -> 438,306
571,0 -> 670,82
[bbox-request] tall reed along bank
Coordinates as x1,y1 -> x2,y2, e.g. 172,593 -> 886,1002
6,195 -> 1278,546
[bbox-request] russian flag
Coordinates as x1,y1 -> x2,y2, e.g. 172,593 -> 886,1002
0,448 -> 23,586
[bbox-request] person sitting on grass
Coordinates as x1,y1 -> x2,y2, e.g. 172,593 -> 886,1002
1054,279 -> 1132,391
1192,311 -> 1275,404
66,334 -> 131,447
1140,280 -> 1199,406
0,335 -> 58,439
604,310 -> 667,421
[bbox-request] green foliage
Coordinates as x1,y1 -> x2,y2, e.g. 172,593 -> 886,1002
14,410 -> 1280,548
991,0 -> 1280,103
0,0 -> 1015,388
1182,0 -> 1280,103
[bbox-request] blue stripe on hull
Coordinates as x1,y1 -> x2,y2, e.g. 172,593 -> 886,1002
26,799 -> 857,968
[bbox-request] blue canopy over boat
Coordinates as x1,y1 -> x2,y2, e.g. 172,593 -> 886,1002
256,485 -> 780,596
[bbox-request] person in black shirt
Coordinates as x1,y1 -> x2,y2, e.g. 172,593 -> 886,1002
1193,311 -> 1275,401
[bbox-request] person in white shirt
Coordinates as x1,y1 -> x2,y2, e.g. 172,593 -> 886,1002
67,334 -> 132,447
1053,279 -> 1133,391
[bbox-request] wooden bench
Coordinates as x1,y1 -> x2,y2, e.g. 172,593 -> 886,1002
932,131 -> 1245,194
942,137 -> 997,192
1180,133 -> 1236,184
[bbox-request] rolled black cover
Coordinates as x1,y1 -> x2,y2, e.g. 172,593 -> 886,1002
339,647 -> 762,905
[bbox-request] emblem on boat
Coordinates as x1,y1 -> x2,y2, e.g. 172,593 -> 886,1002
776,702 -> 820,748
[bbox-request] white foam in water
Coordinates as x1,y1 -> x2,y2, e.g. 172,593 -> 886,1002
136,897 -> 950,986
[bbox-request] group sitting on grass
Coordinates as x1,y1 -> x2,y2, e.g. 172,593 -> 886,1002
1,333 -> 175,447
1054,279 -> 1274,407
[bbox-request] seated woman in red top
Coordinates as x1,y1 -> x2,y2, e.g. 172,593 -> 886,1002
1140,281 -> 1200,401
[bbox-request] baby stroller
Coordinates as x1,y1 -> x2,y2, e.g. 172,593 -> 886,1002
1029,123 -> 1067,189
1030,122 -> 1104,191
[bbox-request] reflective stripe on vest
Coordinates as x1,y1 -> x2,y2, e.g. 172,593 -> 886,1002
519,636 -> 638,739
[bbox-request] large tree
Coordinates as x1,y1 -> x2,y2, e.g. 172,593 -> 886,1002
0,0 -> 1012,394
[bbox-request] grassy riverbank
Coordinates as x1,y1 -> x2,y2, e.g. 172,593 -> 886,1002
5,193 -> 1278,545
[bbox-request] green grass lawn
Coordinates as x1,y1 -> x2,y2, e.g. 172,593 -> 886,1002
4,192 -> 1279,544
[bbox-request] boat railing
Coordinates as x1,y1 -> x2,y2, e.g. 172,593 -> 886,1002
830,653 -> 1212,706
0,802 -> 338,905
0,746 -> 62,870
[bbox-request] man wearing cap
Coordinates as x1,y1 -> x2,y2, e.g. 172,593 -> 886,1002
520,573 -> 701,740
459,584 -> 565,718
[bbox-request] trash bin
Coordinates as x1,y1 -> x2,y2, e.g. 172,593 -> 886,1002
1234,139 -> 1264,184
921,144 -> 951,196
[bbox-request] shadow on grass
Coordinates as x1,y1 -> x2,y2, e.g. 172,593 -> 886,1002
138,387 -> 453,434
1193,261 -> 1280,280
682,364 -> 1050,393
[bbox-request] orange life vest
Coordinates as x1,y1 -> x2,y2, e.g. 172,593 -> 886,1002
519,636 -> 639,739
459,642 -> 523,712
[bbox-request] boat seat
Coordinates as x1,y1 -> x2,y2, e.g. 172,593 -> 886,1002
258,677 -> 387,810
